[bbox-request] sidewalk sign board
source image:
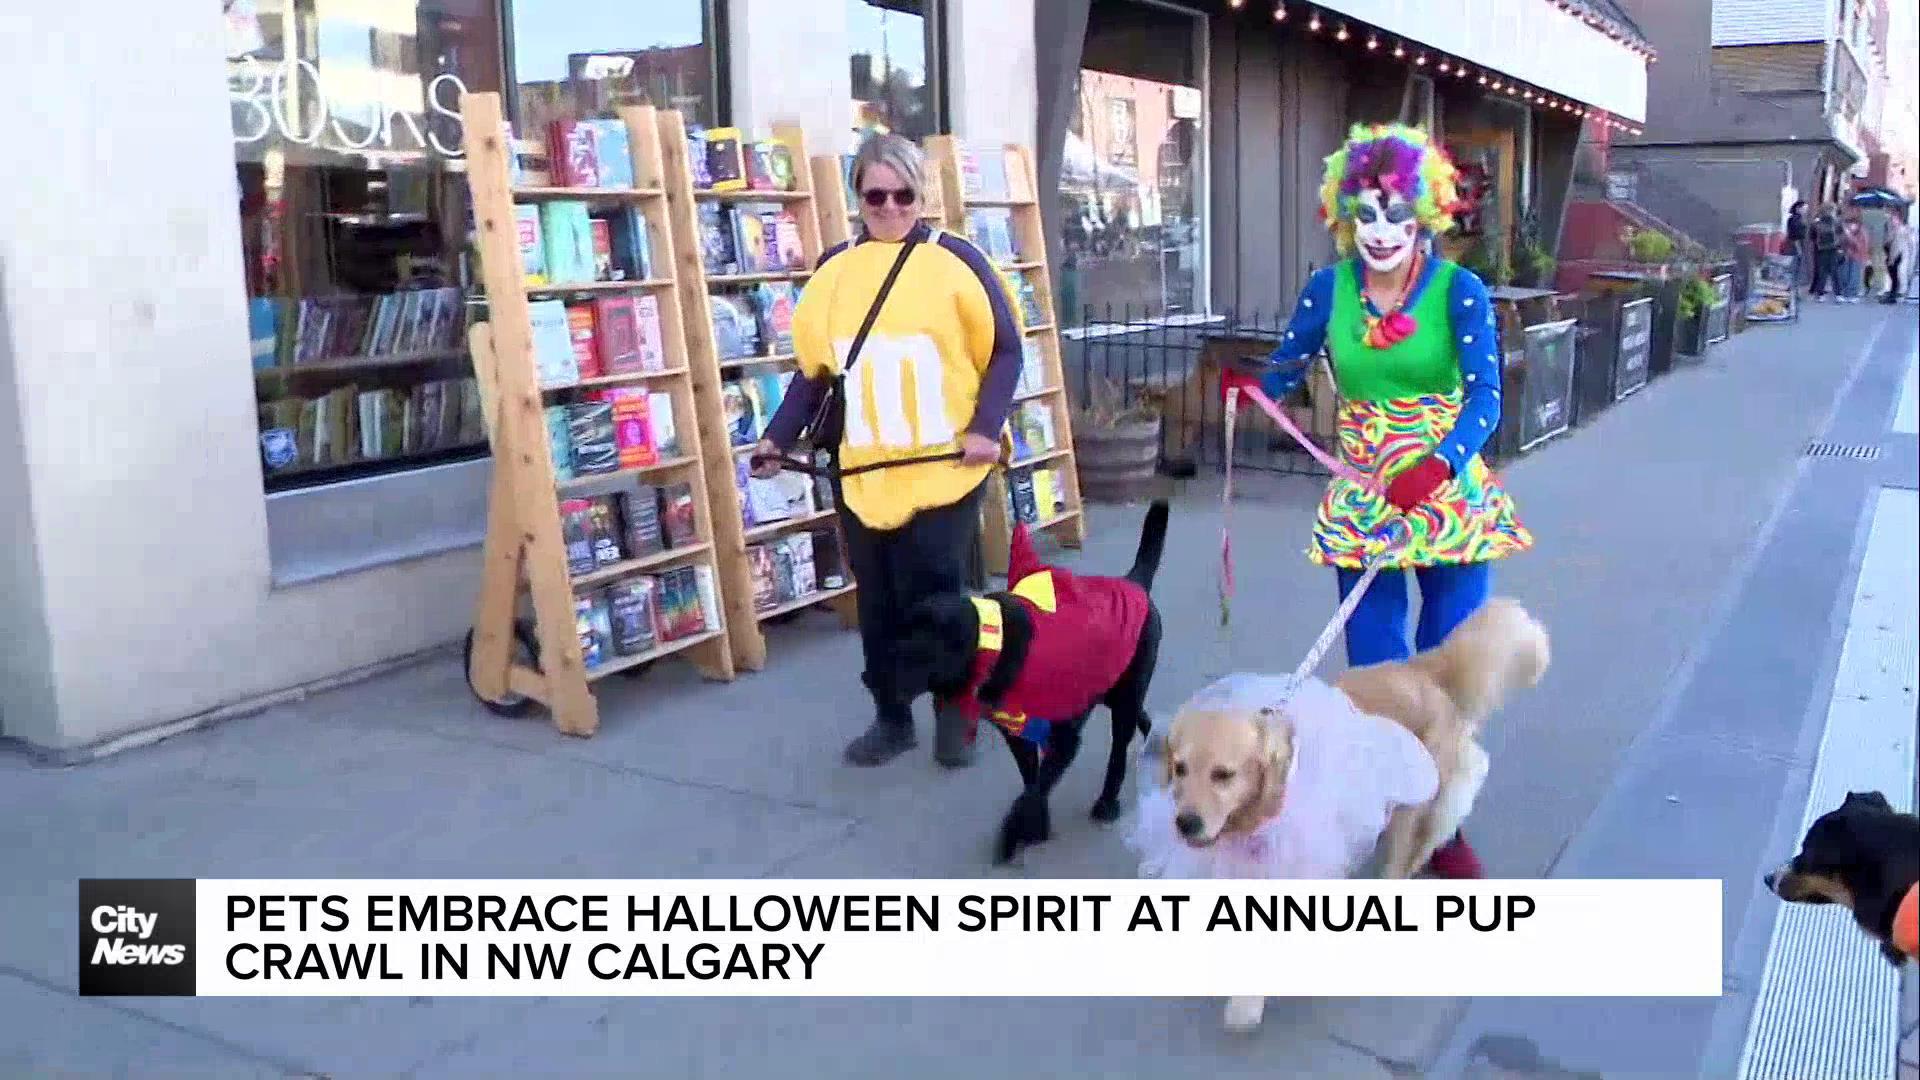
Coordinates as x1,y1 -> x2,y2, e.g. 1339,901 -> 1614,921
1704,273 -> 1733,344
1614,297 -> 1653,400
1518,318 -> 1578,452
1744,255 -> 1797,323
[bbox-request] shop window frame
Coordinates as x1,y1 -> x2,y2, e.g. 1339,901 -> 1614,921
1061,0 -> 1214,338
500,0 -> 733,129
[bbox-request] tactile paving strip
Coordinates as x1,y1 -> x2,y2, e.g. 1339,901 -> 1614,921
1739,488 -> 1918,1080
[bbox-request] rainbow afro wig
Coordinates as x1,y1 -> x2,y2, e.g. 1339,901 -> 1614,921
1318,123 -> 1463,255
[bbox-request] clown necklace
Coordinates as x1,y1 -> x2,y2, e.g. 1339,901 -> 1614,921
1360,248 -> 1423,350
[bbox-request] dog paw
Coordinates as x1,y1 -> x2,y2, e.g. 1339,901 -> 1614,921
1224,995 -> 1266,1032
996,795 -> 1052,864
1089,796 -> 1122,824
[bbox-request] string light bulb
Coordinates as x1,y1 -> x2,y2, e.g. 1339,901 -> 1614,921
1438,60 -> 1451,73
1272,2 -> 1286,20
1228,0 -> 1243,7
1478,73 -> 1489,84
1416,53 -> 1428,66
1367,33 -> 1379,49
1394,42 -> 1407,58
1308,12 -> 1322,31
1336,23 -> 1350,41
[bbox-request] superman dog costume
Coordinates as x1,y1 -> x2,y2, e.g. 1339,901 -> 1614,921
891,500 -> 1169,863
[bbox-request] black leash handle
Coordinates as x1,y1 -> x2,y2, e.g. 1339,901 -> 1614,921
749,448 -> 966,479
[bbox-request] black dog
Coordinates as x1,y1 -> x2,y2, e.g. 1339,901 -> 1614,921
1764,790 -> 1919,966
893,500 -> 1169,863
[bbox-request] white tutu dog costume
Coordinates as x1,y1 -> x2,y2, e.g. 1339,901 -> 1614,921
1126,672 -> 1441,881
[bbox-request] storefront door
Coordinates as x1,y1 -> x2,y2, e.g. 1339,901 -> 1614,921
1443,126 -> 1516,278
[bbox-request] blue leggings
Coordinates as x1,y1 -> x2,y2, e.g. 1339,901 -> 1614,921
1334,563 -> 1491,667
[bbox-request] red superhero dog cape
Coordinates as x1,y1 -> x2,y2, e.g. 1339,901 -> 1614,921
1896,883 -> 1918,960
945,522 -> 1153,745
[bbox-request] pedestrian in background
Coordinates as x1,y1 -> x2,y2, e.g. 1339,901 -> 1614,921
1886,217 -> 1912,305
1841,213 -> 1870,303
753,132 -> 1019,769
1809,205 -> 1841,301
1785,200 -> 1809,289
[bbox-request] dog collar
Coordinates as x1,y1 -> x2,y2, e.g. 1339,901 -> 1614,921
1895,883 -> 1917,959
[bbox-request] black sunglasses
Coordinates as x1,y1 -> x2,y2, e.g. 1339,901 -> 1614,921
861,187 -> 917,208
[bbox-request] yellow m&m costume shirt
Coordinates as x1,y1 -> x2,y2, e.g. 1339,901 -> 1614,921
777,222 -> 1026,530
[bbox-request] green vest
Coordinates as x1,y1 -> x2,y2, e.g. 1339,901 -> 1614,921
1326,259 -> 1464,403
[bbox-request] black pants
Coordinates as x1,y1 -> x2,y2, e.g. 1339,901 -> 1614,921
1811,249 -> 1841,296
1888,256 -> 1905,300
839,480 -> 987,721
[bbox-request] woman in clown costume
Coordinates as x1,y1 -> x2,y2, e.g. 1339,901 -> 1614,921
1221,122 -> 1532,879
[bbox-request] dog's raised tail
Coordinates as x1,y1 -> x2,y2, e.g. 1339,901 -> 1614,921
1415,597 -> 1550,726
1126,499 -> 1172,591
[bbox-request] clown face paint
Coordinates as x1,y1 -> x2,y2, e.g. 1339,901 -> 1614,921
1354,189 -> 1419,273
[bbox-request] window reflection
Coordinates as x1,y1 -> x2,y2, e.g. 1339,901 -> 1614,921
510,0 -> 722,132
848,0 -> 935,143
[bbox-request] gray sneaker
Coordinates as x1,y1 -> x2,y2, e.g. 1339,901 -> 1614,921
933,701 -> 978,768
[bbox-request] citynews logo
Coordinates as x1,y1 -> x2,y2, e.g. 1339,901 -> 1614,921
78,879 -> 197,996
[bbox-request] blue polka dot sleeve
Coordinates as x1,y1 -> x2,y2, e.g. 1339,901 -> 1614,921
1434,267 -> 1503,474
1257,267 -> 1338,398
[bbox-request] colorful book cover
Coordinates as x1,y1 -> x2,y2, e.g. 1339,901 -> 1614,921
593,295 -> 644,374
731,208 -> 772,274
590,218 -> 614,281
745,142 -> 777,190
588,118 -> 634,188
528,299 -> 580,387
634,295 -> 667,372
560,498 -> 598,576
721,381 -> 759,447
599,386 -> 657,469
750,282 -> 796,353
786,530 -> 817,597
648,391 -> 679,457
747,545 -> 778,611
659,482 -> 697,547
607,580 -> 656,656
734,454 -> 757,528
704,128 -> 746,191
540,201 -> 596,284
694,564 -> 721,633
697,204 -> 738,276
709,293 -> 762,360
685,125 -> 713,189
605,207 -> 652,280
565,302 -> 604,380
565,401 -> 620,475
617,483 -> 665,556
545,404 -> 575,480
745,475 -> 790,523
767,143 -> 797,191
548,119 -> 601,187
586,496 -> 625,567
751,370 -> 792,425
810,527 -> 845,589
772,210 -> 806,269
574,593 -> 610,668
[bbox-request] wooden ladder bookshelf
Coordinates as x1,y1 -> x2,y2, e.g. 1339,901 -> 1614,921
922,136 -> 1088,576
658,113 -> 858,674
458,92 -> 735,738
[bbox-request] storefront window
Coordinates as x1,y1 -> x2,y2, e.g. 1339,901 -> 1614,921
1062,0 -> 1206,322
848,0 -> 943,144
509,0 -> 726,133
228,0 -> 504,493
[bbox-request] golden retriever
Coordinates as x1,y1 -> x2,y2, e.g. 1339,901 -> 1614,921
1155,596 -> 1550,1031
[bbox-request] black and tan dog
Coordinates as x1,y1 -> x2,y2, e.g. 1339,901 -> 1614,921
1764,790 -> 1919,966
891,500 -> 1169,863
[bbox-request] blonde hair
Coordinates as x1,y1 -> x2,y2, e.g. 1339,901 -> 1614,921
849,132 -> 927,199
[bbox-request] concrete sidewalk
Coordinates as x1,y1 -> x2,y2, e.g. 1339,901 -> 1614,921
1,303 -> 1906,1078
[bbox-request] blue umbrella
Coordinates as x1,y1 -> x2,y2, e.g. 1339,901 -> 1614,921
1850,187 -> 1909,209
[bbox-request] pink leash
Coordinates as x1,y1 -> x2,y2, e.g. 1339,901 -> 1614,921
1220,382 -> 1409,699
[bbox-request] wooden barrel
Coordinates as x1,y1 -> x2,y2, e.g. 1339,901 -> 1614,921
1074,417 -> 1161,503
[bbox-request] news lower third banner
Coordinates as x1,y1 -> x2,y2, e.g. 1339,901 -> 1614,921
79,879 -> 1723,998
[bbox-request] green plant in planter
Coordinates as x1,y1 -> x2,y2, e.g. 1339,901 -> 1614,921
1623,225 -> 1675,264
1677,275 -> 1716,321
1517,242 -> 1557,287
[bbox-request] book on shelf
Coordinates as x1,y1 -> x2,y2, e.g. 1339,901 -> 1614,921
529,299 -> 579,387
1016,338 -> 1048,395
565,401 -> 620,476
548,120 -> 602,188
589,118 -> 634,188
545,404 -> 575,481
565,303 -> 604,380
744,140 -> 797,191
694,564 -> 721,635
259,376 -> 483,474
616,482 -> 666,557
964,209 -> 1019,264
606,577 -> 658,656
749,282 -> 797,353
702,128 -> 747,192
556,478 -> 688,577
597,386 -> 657,469
516,206 -> 547,285
1006,463 -> 1069,524
684,125 -> 715,189
709,292 -> 763,361
273,287 -> 466,366
601,206 -> 653,280
658,482 -> 697,547
539,201 -> 598,285
696,203 -> 739,276
1010,400 -> 1057,459
1013,276 -> 1047,326
960,145 -> 1012,201
575,591 -> 614,669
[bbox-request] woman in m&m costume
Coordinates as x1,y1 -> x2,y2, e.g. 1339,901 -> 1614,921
1221,122 -> 1532,878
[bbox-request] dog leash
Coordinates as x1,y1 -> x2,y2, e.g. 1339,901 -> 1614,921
1220,383 -> 1410,706
750,448 -> 966,478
